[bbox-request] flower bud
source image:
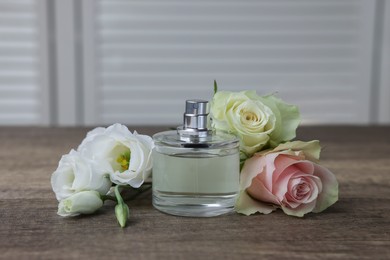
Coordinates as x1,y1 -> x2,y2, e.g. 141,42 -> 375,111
115,203 -> 130,228
57,191 -> 103,217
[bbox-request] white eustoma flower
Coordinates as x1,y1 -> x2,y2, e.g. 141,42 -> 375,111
57,190 -> 104,217
77,123 -> 154,188
51,149 -> 112,201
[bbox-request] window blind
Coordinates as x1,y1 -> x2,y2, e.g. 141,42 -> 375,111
92,0 -> 375,125
0,0 -> 46,125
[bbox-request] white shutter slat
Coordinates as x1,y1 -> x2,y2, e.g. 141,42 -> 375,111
0,91 -> 36,99
0,0 -> 42,125
99,0 -> 360,15
101,46 -> 358,60
95,0 -> 375,125
0,0 -> 35,13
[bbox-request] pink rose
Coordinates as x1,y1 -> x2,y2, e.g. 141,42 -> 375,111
235,141 -> 338,217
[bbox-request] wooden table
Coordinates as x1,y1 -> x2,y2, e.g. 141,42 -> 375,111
0,126 -> 389,259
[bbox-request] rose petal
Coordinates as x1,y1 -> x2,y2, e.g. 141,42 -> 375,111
235,190 -> 276,215
273,166 -> 301,201
281,199 -> 317,217
240,154 -> 265,189
246,175 -> 280,205
272,154 -> 302,182
272,140 -> 321,162
236,154 -> 280,214
312,164 -> 339,213
304,176 -> 322,203
256,153 -> 278,191
293,161 -> 315,176
289,172 -> 322,203
259,94 -> 300,144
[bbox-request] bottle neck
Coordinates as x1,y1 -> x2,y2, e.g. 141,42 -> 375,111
177,126 -> 213,143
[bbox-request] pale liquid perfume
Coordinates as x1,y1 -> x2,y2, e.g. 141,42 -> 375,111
152,100 -> 240,217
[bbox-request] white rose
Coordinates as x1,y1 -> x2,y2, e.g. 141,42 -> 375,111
51,150 -> 112,201
77,123 -> 154,188
58,191 -> 103,217
211,91 -> 274,156
210,90 -> 300,157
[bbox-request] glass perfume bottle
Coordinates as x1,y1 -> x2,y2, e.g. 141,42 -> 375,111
152,99 -> 240,217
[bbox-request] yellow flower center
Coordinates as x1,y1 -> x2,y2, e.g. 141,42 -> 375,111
116,151 -> 130,172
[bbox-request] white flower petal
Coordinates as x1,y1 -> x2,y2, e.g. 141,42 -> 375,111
51,149 -> 112,201
57,191 -> 103,217
77,124 -> 154,188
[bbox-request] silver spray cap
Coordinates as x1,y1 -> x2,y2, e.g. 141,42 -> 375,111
178,99 -> 212,141
183,99 -> 209,130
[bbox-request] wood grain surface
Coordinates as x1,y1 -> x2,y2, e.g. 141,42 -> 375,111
0,126 -> 389,259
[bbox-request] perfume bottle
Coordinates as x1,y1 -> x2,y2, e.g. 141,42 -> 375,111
152,99 -> 240,217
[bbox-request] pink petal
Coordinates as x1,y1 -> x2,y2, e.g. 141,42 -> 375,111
303,176 -> 322,203
257,153 -> 279,191
273,166 -> 301,201
288,173 -> 322,204
284,193 -> 301,208
247,176 -> 280,205
312,164 -> 339,213
293,160 -> 315,176
239,154 -> 267,190
238,154 -> 280,215
281,199 -> 317,217
272,154 -> 301,182
235,190 -> 277,215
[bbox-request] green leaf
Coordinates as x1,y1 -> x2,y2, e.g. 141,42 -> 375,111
214,80 -> 218,95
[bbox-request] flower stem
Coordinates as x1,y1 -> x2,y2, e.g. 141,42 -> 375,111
123,185 -> 152,201
101,195 -> 117,202
114,185 -> 125,204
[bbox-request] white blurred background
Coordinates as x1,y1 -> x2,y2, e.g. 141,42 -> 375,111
0,0 -> 389,126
